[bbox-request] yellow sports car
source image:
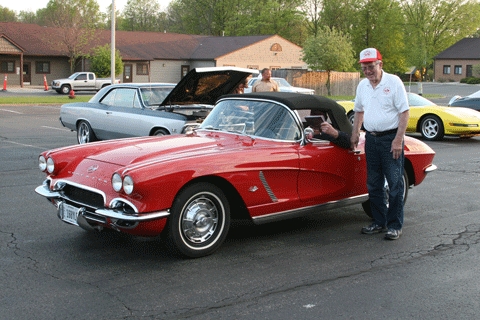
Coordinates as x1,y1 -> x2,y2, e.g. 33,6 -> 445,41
339,93 -> 480,141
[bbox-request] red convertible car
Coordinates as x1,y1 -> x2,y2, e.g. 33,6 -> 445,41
36,91 -> 437,257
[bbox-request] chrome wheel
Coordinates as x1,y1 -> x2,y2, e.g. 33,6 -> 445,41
181,195 -> 219,244
420,115 -> 444,141
153,128 -> 168,136
61,85 -> 71,95
77,121 -> 97,144
168,183 -> 230,257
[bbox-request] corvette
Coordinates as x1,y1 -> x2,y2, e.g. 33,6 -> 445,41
340,93 -> 480,140
36,92 -> 436,257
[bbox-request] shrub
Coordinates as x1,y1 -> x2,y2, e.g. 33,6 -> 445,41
467,77 -> 480,84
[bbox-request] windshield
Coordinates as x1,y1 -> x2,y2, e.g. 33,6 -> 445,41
273,78 -> 292,87
408,93 -> 436,106
200,99 -> 301,141
140,86 -> 174,106
68,73 -> 79,80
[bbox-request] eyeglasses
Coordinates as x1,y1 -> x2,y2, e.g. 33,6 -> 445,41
361,64 -> 378,72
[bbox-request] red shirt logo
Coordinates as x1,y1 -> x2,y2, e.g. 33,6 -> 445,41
383,87 -> 391,95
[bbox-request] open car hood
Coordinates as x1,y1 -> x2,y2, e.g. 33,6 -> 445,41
160,67 -> 259,106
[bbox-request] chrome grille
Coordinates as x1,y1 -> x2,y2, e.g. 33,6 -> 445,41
62,184 -> 104,208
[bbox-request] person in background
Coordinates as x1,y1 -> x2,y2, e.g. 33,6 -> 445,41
350,48 -> 410,240
233,77 -> 249,94
252,68 -> 279,92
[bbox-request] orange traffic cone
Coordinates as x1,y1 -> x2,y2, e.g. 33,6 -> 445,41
43,75 -> 48,91
69,89 -> 75,99
2,74 -> 7,91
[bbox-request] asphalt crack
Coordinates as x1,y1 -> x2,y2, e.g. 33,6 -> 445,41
145,224 -> 480,319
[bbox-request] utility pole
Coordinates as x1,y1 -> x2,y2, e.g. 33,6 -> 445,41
111,0 -> 116,85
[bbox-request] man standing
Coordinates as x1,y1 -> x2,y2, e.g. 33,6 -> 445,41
252,68 -> 279,92
350,48 -> 410,240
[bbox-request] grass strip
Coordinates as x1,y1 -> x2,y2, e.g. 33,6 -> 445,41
0,96 -> 93,105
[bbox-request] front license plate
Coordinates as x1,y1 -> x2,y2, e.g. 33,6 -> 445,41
61,203 -> 80,226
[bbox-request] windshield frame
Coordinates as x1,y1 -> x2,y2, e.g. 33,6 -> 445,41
199,97 -> 303,142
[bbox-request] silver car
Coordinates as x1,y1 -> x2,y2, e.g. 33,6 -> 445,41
59,67 -> 259,144
245,77 -> 315,94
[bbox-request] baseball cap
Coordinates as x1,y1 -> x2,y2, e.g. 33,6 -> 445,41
358,48 -> 382,63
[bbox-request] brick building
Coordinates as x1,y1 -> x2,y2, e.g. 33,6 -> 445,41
0,22 -> 307,87
433,38 -> 480,82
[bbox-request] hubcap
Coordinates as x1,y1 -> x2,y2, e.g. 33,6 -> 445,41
181,196 -> 219,244
422,119 -> 438,138
78,124 -> 89,143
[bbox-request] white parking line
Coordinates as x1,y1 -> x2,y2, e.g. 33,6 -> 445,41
0,109 -> 23,114
41,126 -> 71,132
1,140 -> 45,150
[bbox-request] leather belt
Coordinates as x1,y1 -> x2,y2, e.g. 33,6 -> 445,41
366,128 -> 398,137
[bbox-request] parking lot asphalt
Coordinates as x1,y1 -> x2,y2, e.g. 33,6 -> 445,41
2,103 -> 480,319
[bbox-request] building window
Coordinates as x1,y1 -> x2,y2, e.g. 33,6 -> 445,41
454,65 -> 462,75
137,63 -> 148,75
270,43 -> 282,52
1,61 -> 15,73
36,61 -> 50,74
270,66 -> 281,70
247,65 -> 259,70
443,65 -> 451,74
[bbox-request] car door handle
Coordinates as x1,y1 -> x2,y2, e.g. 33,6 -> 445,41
106,112 -> 113,115
349,150 -> 361,154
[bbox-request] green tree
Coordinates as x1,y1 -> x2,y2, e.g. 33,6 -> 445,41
89,44 -> 124,78
401,0 -> 480,78
18,10 -> 39,24
0,5 -> 17,22
351,0 -> 406,74
42,0 -> 102,73
121,0 -> 162,31
302,27 -> 355,95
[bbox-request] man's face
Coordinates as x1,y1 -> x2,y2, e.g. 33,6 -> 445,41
361,61 -> 382,83
262,70 -> 271,80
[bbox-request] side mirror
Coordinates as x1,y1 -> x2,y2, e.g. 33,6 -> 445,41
304,127 -> 314,141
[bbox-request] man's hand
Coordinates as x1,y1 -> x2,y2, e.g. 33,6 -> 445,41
391,137 -> 403,159
320,122 -> 338,138
350,132 -> 359,150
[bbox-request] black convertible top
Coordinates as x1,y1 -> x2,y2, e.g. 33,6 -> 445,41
220,92 -> 353,135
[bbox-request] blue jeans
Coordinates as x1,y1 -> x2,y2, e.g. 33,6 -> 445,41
365,132 -> 405,230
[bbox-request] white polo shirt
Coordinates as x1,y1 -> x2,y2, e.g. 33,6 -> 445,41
354,70 -> 409,132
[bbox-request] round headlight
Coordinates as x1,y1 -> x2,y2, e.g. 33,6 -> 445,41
46,157 -> 55,173
112,173 -> 123,192
39,156 -> 47,171
123,175 -> 134,195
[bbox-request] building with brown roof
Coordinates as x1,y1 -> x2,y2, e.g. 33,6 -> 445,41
0,22 -> 307,87
433,38 -> 480,82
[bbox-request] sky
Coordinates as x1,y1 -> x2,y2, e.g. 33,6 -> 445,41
6,0 -> 173,14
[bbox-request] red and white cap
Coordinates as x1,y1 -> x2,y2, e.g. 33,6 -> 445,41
358,48 -> 382,63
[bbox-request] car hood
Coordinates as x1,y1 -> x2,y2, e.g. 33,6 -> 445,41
434,105 -> 480,121
160,67 -> 258,106
83,133 -> 237,167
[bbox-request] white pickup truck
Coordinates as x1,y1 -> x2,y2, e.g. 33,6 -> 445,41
52,72 -> 120,94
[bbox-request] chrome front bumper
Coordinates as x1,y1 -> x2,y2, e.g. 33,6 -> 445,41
35,183 -> 170,230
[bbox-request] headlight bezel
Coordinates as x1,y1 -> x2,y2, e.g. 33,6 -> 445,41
39,155 -> 47,171
46,157 -> 55,173
112,173 -> 123,192
123,175 -> 134,195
